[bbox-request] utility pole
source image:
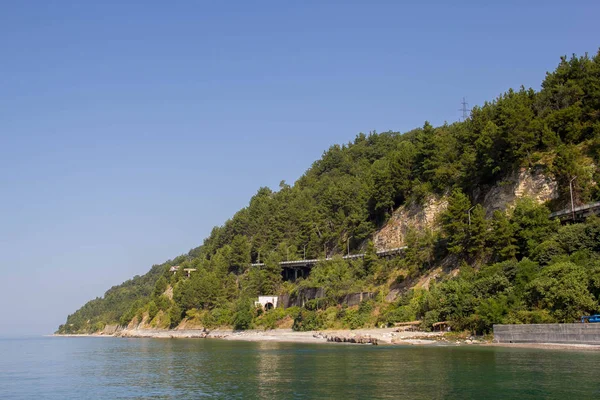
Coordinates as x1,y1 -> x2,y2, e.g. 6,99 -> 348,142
347,236 -> 353,256
303,244 -> 307,260
459,97 -> 469,121
570,176 -> 577,220
468,206 -> 475,227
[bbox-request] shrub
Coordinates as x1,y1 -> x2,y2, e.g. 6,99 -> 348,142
505,309 -> 555,324
210,307 -> 234,327
421,310 -> 441,331
532,240 -> 566,265
233,309 -> 253,330
232,298 -> 254,330
169,304 -> 183,328
148,301 -> 158,321
526,261 -> 597,322
92,321 -> 105,333
292,310 -> 325,331
256,307 -> 286,330
343,308 -> 364,329
358,299 -> 374,315
380,305 -> 415,326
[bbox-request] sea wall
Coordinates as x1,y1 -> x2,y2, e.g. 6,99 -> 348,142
493,323 -> 600,345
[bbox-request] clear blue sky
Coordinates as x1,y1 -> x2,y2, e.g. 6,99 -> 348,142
1,1 -> 598,335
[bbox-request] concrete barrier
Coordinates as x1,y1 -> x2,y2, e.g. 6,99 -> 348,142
278,289 -> 374,309
341,292 -> 374,307
493,323 -> 600,344
278,287 -> 325,308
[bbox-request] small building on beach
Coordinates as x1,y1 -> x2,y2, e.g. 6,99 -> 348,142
432,321 -> 451,332
255,296 -> 278,310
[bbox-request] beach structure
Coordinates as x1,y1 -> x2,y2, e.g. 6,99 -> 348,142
432,321 -> 451,332
393,321 -> 422,332
255,296 -> 278,311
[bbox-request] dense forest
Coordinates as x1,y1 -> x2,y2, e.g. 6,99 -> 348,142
58,51 -> 600,335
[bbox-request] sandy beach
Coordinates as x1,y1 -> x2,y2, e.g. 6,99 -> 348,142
52,328 -> 600,350
56,327 -> 444,345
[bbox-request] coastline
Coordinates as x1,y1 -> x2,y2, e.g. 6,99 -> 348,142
53,328 -> 600,350
55,327 -> 443,345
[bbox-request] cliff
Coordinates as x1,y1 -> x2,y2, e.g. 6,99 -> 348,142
375,166 -> 560,251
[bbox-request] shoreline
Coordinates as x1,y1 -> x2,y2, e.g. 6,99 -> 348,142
52,328 -> 600,350
52,328 -> 600,351
54,327 -> 443,345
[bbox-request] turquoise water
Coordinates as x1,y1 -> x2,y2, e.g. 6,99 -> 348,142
1,337 -> 599,399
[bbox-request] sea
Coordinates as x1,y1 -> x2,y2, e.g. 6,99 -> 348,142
0,336 -> 599,399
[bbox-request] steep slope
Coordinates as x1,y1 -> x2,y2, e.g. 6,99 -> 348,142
58,51 -> 600,335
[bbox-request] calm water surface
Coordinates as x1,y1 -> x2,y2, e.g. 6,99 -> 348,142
1,336 -> 599,399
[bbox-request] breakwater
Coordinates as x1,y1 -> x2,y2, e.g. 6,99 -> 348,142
493,323 -> 600,345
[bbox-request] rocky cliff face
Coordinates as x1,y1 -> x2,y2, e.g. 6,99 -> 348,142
374,195 -> 448,251
482,166 -> 559,217
374,167 -> 559,251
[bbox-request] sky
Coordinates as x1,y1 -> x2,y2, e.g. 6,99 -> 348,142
1,0 -> 599,335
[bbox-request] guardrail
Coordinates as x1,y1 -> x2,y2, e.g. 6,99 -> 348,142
549,201 -> 600,219
250,246 -> 407,268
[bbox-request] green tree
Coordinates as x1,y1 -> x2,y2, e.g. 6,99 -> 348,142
173,270 -> 223,311
233,298 -> 254,330
527,261 -> 597,322
169,303 -> 182,328
153,276 -> 168,298
363,240 -> 378,275
510,198 -> 558,257
490,210 -> 517,260
404,228 -> 436,272
260,254 -> 283,294
369,158 -> 395,219
230,235 -> 251,269
441,189 -> 471,254
148,301 -> 158,321
467,204 -> 488,257
389,141 -> 416,201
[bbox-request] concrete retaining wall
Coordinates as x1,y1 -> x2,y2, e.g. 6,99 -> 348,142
278,288 -> 325,308
102,324 -> 120,335
341,292 -> 374,307
493,323 -> 600,344
278,289 -> 374,309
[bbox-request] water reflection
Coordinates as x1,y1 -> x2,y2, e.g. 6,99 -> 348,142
2,337 -> 600,399
255,341 -> 282,399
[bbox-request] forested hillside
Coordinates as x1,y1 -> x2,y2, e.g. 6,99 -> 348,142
58,51 -> 600,335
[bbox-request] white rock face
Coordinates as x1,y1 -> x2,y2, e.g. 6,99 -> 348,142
374,166 -> 559,251
374,195 -> 448,251
483,167 -> 559,217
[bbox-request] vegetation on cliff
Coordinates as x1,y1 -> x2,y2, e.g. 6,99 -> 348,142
58,51 -> 600,335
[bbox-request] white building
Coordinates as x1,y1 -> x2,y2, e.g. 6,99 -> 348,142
255,296 -> 278,310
